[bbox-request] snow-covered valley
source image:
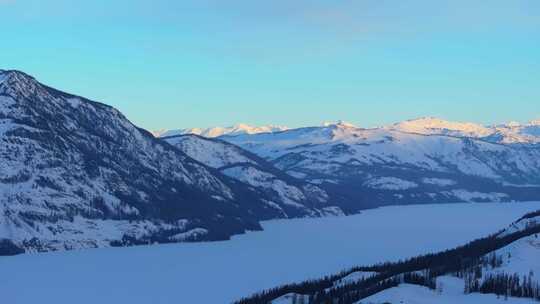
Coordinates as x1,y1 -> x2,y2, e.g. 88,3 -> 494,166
1,70 -> 540,304
2,202 -> 540,304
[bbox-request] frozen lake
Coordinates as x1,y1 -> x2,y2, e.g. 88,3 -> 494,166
2,202 -> 540,304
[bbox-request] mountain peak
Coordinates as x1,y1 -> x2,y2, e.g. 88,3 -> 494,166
234,123 -> 251,129
322,120 -> 357,129
1,68 -> 295,253
0,69 -> 37,84
400,116 -> 452,126
0,69 -> 46,99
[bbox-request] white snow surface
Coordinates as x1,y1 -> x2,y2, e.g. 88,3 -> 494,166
390,117 -> 540,145
364,177 -> 419,190
492,120 -> 540,145
491,234 -> 540,279
2,202 -> 540,304
422,177 -> 457,186
444,189 -> 509,202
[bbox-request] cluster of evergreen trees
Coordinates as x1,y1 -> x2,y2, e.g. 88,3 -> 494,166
455,252 -> 503,284
235,211 -> 540,304
307,277 -> 400,304
307,272 -> 436,304
454,250 -> 540,300
467,272 -> 540,300
237,272 -> 435,304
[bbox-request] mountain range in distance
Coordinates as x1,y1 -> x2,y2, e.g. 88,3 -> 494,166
152,124 -> 289,138
154,117 -> 540,145
159,117 -> 540,210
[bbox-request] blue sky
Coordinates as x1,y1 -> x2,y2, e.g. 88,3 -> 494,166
1,0 -> 539,130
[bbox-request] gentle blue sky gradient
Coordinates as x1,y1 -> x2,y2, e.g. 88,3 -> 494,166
1,0 -> 539,130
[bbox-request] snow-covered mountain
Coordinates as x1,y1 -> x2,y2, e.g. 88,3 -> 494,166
153,124 -> 289,138
0,70 -> 296,255
389,117 -> 540,145
2,69 -> 539,255
223,119 -> 540,208
164,134 -> 343,217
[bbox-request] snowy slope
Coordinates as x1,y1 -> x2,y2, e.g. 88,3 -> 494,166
491,235 -> 540,279
164,134 -> 341,217
359,277 -> 537,304
153,123 -> 289,138
493,211 -> 540,279
223,120 -> 540,209
358,212 -> 540,304
0,70 -> 291,254
164,134 -> 257,168
489,121 -> 540,145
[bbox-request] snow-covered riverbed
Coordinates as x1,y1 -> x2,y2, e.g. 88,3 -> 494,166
2,202 -> 540,304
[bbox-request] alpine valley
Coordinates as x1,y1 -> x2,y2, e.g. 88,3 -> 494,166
1,69 -> 540,257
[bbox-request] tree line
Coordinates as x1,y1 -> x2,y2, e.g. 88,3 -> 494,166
235,210 -> 540,304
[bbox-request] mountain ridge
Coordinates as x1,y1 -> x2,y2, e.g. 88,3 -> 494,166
153,123 -> 289,138
221,118 -> 540,209
0,70 -> 306,255
162,134 -> 344,217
